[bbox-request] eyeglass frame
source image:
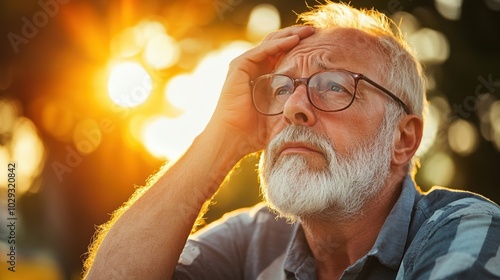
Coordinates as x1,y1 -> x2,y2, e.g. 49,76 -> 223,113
250,69 -> 411,116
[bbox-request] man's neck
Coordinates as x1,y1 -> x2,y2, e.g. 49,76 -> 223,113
300,175 -> 404,279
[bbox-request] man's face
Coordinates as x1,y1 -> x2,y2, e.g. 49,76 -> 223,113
265,28 -> 389,155
259,28 -> 399,220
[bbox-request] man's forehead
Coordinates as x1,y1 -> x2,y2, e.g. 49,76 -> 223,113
274,28 -> 380,75
274,61 -> 331,75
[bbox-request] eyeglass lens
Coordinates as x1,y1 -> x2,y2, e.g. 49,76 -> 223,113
252,71 -> 356,115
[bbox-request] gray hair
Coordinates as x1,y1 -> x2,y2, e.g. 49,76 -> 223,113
297,1 -> 427,118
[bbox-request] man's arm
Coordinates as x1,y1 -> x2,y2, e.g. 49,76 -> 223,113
83,26 -> 315,279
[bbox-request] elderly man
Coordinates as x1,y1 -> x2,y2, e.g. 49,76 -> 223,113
84,2 -> 500,279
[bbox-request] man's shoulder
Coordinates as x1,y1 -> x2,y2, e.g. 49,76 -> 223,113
193,203 -> 293,239
416,186 -> 500,222
400,187 -> 500,278
177,203 -> 296,279
215,203 -> 287,227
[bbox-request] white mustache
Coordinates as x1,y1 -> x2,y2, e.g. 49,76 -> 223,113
267,126 -> 335,164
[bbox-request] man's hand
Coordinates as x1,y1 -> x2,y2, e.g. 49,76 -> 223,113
208,25 -> 315,156
83,26 -> 314,280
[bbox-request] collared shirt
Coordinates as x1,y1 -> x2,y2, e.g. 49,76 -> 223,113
173,176 -> 500,279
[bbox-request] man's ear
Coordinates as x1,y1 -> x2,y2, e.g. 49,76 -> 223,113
392,115 -> 423,167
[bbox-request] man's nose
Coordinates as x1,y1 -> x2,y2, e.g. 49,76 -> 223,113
282,84 -> 316,126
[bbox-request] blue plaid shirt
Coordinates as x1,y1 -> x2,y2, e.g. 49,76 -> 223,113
174,176 -> 500,279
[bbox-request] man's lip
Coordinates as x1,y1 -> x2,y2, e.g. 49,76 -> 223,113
277,142 -> 325,157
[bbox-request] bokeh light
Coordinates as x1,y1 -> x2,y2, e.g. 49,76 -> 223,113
490,100 -> 500,150
0,98 -> 20,135
420,152 -> 456,187
408,28 -> 450,64
11,118 -> 46,194
0,147 -> 10,189
435,0 -> 463,20
494,130 -> 500,151
146,41 -> 254,160
177,38 -> 209,70
392,12 -> 420,35
107,62 -> 152,107
135,20 -> 167,43
246,4 -> 281,41
110,27 -> 142,58
0,99 -> 45,194
489,100 -> 500,132
2,1 -> 499,278
416,100 -> 441,157
143,33 -> 180,69
448,119 -> 479,156
392,12 -> 450,66
141,115 -> 199,160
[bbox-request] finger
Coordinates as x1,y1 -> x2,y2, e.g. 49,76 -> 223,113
228,34 -> 309,83
246,26 -> 315,64
227,27 -> 314,83
251,35 -> 300,62
235,35 -> 300,67
229,26 -> 314,70
263,25 -> 315,41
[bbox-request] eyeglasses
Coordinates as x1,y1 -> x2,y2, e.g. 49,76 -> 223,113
250,70 -> 411,116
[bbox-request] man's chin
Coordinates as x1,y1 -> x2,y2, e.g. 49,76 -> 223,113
268,198 -> 367,222
265,199 -> 333,222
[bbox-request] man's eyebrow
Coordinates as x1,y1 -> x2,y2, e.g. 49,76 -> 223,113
273,61 -> 332,75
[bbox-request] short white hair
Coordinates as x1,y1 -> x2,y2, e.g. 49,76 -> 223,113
297,1 -> 427,118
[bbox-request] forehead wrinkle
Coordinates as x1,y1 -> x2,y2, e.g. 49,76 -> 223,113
273,28 -> 379,77
274,58 -> 333,76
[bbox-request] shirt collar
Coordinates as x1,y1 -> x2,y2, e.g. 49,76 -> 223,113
367,175 -> 421,268
283,175 -> 422,275
284,223 -> 317,278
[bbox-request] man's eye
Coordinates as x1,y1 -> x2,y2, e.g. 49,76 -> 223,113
328,83 -> 347,93
275,87 -> 292,96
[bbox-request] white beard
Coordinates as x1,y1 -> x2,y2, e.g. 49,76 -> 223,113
259,111 -> 399,222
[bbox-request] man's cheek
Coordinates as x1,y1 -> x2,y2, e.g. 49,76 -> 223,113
265,117 -> 284,143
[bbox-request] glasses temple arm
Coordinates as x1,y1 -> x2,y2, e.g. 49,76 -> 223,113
362,77 -> 411,114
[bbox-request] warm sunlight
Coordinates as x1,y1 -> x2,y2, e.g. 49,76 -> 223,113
144,33 -> 180,69
416,100 -> 441,157
448,119 -> 479,156
141,115 -> 200,160
420,152 -> 456,187
107,62 -> 152,107
246,4 -> 281,41
4,1 -> 500,278
141,41 -> 254,160
10,117 -> 46,194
